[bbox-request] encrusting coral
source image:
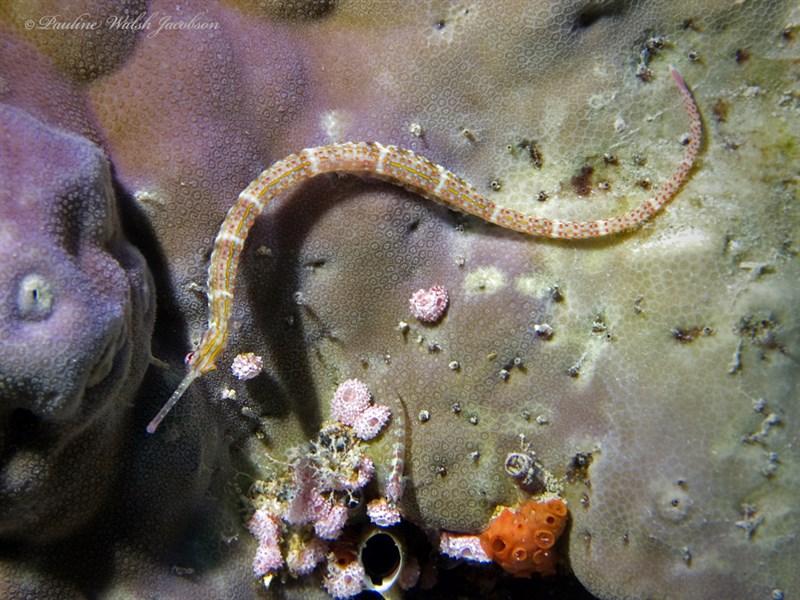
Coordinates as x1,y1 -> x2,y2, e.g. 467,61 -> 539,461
144,64 -> 699,433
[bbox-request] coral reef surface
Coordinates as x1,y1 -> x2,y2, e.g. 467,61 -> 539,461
0,0 -> 798,598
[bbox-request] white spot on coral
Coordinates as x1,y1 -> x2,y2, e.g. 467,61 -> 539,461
463,266 -> 507,296
133,189 -> 167,210
514,272 -> 553,297
632,228 -> 711,254
321,109 -> 352,142
16,274 -> 54,321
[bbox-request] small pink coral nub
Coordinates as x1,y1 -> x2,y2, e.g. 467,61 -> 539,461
248,508 -> 284,575
353,404 -> 391,441
324,550 -> 365,599
331,379 -> 392,440
231,352 -> 264,380
439,531 -> 492,563
366,497 -> 401,527
331,379 -> 372,426
350,455 -> 375,490
409,285 -> 449,323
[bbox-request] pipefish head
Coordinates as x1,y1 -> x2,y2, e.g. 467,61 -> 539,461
145,367 -> 200,434
145,328 -> 225,434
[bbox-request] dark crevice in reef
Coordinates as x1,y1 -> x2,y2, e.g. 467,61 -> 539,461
572,0 -> 629,33
110,169 -> 188,367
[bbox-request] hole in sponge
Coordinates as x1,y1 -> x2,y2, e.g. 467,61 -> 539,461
535,529 -> 555,549
361,532 -> 401,587
512,547 -> 528,561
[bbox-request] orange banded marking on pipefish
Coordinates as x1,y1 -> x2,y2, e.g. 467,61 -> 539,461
386,160 -> 436,184
254,161 -> 311,198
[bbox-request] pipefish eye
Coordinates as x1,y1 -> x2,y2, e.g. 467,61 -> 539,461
184,351 -> 195,366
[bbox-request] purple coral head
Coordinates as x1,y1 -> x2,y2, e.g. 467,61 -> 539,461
0,104 -> 154,421
0,105 -> 154,542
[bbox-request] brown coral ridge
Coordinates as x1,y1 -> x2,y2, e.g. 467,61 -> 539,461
479,498 -> 568,577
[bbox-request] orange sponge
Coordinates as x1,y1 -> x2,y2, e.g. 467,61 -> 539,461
479,498 -> 568,577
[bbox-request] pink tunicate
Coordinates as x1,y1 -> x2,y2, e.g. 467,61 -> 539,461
248,507 -> 280,543
366,497 -> 401,527
331,378 -> 372,426
409,285 -> 449,323
314,501 -> 349,540
253,540 -> 284,576
231,352 -> 263,380
323,552 -> 365,599
352,403 -> 391,441
248,508 -> 284,575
